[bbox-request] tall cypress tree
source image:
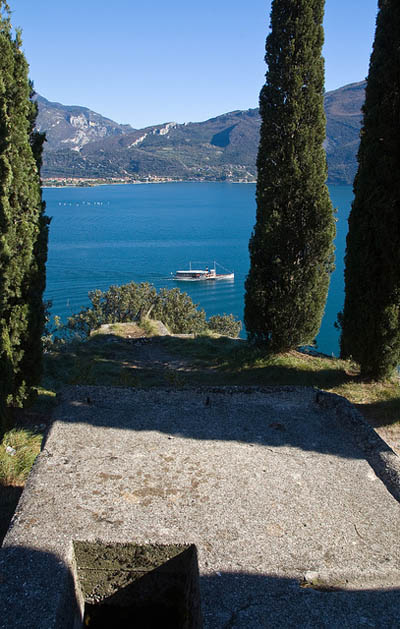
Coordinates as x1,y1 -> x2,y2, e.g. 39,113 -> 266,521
0,1 -> 49,415
339,1 -> 400,380
244,0 -> 335,351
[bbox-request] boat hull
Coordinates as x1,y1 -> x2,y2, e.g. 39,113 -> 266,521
174,273 -> 235,282
174,263 -> 234,282
174,273 -> 234,281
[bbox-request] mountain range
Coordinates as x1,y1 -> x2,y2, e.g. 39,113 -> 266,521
35,81 -> 365,185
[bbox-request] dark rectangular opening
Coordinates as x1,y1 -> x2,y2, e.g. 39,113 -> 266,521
73,541 -> 202,628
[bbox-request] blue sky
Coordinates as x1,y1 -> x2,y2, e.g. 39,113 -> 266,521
11,0 -> 378,129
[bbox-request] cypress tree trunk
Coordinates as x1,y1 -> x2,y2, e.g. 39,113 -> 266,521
0,2 -> 49,419
244,0 -> 335,352
339,0 -> 400,380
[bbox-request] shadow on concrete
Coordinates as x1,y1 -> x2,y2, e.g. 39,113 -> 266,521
1,545 -> 400,629
0,545 -> 81,629
199,571 -> 400,628
51,382 -> 395,464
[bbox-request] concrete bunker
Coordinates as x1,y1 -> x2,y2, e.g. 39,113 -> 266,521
73,541 -> 202,628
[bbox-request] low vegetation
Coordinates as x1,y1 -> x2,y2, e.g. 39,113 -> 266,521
51,282 -> 242,342
0,428 -> 42,487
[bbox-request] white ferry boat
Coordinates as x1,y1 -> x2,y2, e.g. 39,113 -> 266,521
174,262 -> 234,282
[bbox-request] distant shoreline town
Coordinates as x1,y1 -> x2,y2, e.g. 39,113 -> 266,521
42,176 -> 257,188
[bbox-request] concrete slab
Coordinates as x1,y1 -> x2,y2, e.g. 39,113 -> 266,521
1,386 -> 400,628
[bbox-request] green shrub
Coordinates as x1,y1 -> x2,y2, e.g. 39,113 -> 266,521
207,314 -> 242,338
153,288 -> 206,334
51,282 -> 242,340
63,282 -> 157,338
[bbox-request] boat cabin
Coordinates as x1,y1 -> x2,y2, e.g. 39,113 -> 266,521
174,267 -> 217,280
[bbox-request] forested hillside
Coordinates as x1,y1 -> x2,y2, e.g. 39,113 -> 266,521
37,82 -> 365,184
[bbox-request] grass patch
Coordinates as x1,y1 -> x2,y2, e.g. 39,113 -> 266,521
160,334 -> 240,364
42,333 -> 166,392
160,337 -> 350,386
332,379 -> 400,428
0,428 -> 43,486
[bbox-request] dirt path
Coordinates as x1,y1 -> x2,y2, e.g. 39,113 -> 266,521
97,322 -> 211,374
126,337 -> 195,371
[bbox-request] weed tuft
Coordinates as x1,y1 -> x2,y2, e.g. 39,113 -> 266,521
0,428 -> 43,486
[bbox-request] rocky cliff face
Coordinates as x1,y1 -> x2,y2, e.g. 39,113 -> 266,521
34,95 -> 134,152
36,82 -> 365,184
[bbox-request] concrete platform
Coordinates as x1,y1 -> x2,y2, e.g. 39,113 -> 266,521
1,386 -> 400,628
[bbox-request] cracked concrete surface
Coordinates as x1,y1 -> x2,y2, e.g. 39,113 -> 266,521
1,386 -> 400,628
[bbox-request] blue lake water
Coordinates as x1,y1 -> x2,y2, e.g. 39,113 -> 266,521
44,182 -> 353,356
